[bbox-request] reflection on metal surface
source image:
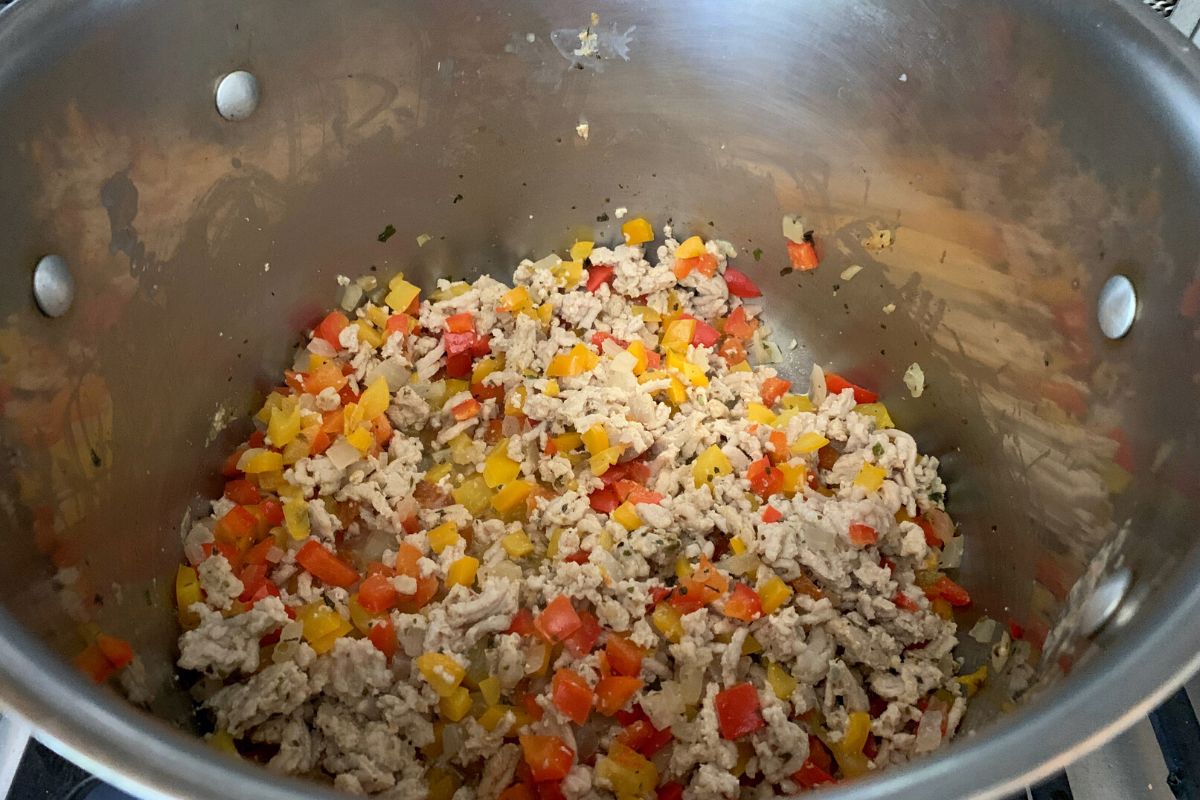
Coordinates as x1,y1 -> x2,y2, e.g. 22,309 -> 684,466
1078,568 -> 1133,639
213,71 -> 259,122
32,255 -> 74,318
1098,275 -> 1137,340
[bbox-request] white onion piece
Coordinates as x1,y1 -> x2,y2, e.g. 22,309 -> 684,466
326,437 -> 362,470
489,560 -> 523,582
781,214 -> 807,243
810,364 -> 828,406
307,338 -> 336,358
292,347 -> 313,372
394,496 -> 419,522
678,662 -> 705,705
904,362 -> 926,398
914,708 -> 945,753
366,359 -> 410,389
805,524 -> 836,553
532,253 -> 562,271
412,379 -> 445,403
339,283 -> 364,311
501,415 -> 522,437
926,508 -> 955,538
183,524 -> 214,566
968,617 -> 996,643
940,536 -> 964,569
719,552 -> 761,577
441,724 -> 464,760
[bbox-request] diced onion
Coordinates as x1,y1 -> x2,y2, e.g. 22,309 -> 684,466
914,707 -> 945,753
365,359 -> 410,389
840,265 -> 863,281
532,253 -> 562,271
183,523 -> 214,566
904,362 -> 925,398
810,364 -> 828,406
968,617 -> 996,643
307,338 -> 336,358
678,662 -> 705,706
441,723 -> 464,759
326,437 -> 361,470
719,552 -> 761,577
339,283 -> 364,312
412,379 -> 445,403
488,560 -> 524,582
781,214 -> 807,244
266,546 -> 285,564
940,536 -> 964,569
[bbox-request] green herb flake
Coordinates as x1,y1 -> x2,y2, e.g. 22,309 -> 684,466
752,248 -> 763,261
872,443 -> 884,458
377,224 -> 397,242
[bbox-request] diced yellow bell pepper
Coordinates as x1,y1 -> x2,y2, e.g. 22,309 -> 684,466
932,597 -> 953,619
423,721 -> 445,759
444,378 -> 470,399
551,260 -> 584,289
791,432 -> 829,455
308,353 -> 330,372
546,528 -> 562,559
674,557 -> 692,580
281,433 -> 311,465
661,319 -> 696,353
255,391 -> 287,424
207,730 -> 240,757
746,403 -> 777,425
732,740 -> 754,777
693,445 -> 733,488
855,402 -> 894,429
675,235 -> 706,260
283,498 -> 310,540
544,379 -> 560,398
652,604 -> 684,643
479,676 -> 502,707
536,302 -> 555,325
446,556 -> 479,588
239,448 -> 283,474
552,432 -> 583,453
505,385 -> 528,417
621,217 -> 655,246
449,433 -> 476,465
425,462 -> 452,484
297,603 -> 353,654
957,665 -> 988,697
782,394 -> 816,412
666,376 -> 688,405
596,743 -> 657,799
176,565 -> 202,627
347,594 -> 380,635
342,402 -> 365,433
484,440 -> 522,489
589,445 -> 626,477
501,531 -> 535,559
730,361 -> 752,373
665,351 -> 708,387
778,462 -> 806,495
632,305 -> 661,323
742,634 -> 762,655
365,303 -> 390,329
472,356 -> 504,385
499,285 -> 531,313
439,686 -> 473,722
612,501 -> 641,531
766,661 -> 798,700
355,320 -> 384,349
625,340 -> 650,375
491,480 -> 534,515
452,475 -> 493,517
267,403 -> 302,448
571,240 -> 594,262
729,536 -> 747,555
598,529 -> 614,551
417,653 -> 467,697
427,767 -> 461,800
359,377 -> 391,420
427,521 -> 461,554
854,463 -> 887,492
478,704 -> 512,732
830,711 -> 873,778
546,343 -> 599,378
384,276 -> 421,312
346,427 -> 374,453
582,424 -> 609,455
759,576 -> 793,614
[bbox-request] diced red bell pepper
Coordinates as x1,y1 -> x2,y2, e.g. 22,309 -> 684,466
519,735 -> 575,783
508,608 -> 541,638
927,575 -> 972,607
243,538 -> 276,566
792,759 -> 835,788
368,618 -> 397,661
248,430 -> 266,448
536,783 -> 566,800
586,265 -> 616,292
446,312 -> 475,333
214,505 -> 258,544
499,785 -> 536,800
786,239 -> 820,271
444,352 -> 472,379
606,634 -> 646,677
614,480 -> 663,505
717,337 -> 747,365
444,331 -> 477,357
657,783 -> 685,800
223,479 -> 261,506
472,334 -> 492,358
723,306 -> 758,340
392,542 -> 439,611
617,718 -> 673,757
535,595 -> 583,642
385,314 -> 411,336
551,668 -> 594,724
915,515 -> 943,548
747,457 -> 784,499
238,563 -> 270,602
692,320 -> 720,348
599,458 -> 651,487
591,331 -> 630,350
723,268 -> 762,298
313,311 -> 350,350
589,486 -> 621,514
824,373 -> 878,404
892,592 -> 921,611
848,523 -> 878,547
722,583 -> 763,622
1009,620 -> 1025,640
563,550 -> 590,565
760,376 -> 791,406
761,505 -> 783,523
714,683 -> 764,739
358,573 -> 400,612
594,676 -> 644,716
295,540 -> 361,588
668,556 -> 729,613
563,610 -> 603,657
451,397 -> 482,421
260,498 -> 285,527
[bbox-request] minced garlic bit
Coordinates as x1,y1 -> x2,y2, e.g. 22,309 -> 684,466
840,265 -> 863,281
904,362 -> 926,398
172,223 -> 966,796
882,303 -> 897,314
575,121 -> 590,141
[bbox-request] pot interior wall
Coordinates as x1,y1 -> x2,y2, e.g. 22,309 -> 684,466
1,0 -> 1199,783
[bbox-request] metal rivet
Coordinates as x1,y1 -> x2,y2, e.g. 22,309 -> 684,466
1098,274 -> 1136,339
215,70 -> 260,121
32,255 -> 75,318
1079,568 -> 1131,638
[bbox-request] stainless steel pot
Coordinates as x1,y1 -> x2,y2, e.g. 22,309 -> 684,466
2,0 -> 1200,797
